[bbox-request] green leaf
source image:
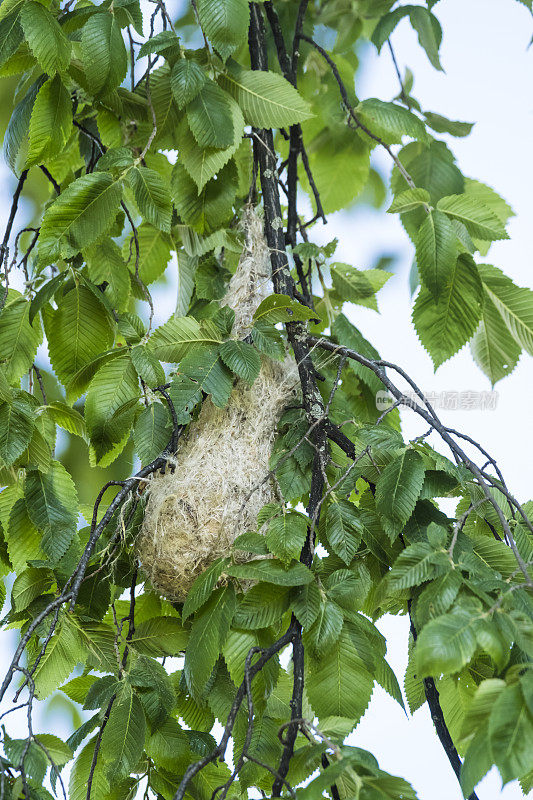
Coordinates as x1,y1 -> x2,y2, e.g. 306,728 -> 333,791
0,400 -> 33,465
69,739 -> 109,800
0,294 -> 42,383
301,133 -> 370,215
424,112 -> 474,137
186,82 -> 236,149
3,79 -> 39,175
12,566 -> 52,611
0,12 -> 23,72
470,293 -> 521,385
133,402 -> 171,463
20,1 -> 71,75
101,684 -> 145,779
265,511 -> 308,564
375,450 -> 426,528
291,582 -> 322,628
305,600 -> 344,657
437,194 -> 509,241
85,353 -> 139,465
46,284 -> 114,385
253,293 -> 318,324
357,98 -> 428,144
415,209 -> 457,299
371,7 -> 411,52
39,172 -> 123,261
6,497 -> 44,573
220,61 -> 313,128
307,622 -> 374,721
178,346 -> 233,408
170,58 -> 206,108
233,583 -> 290,629
130,616 -> 189,656
461,730 -> 492,799
415,604 -> 479,676
80,10 -> 128,95
34,734 -> 73,768
130,344 -> 165,386
26,74 -> 72,167
387,188 -> 430,214
330,264 -> 391,311
177,106 -> 244,192
322,501 -> 362,565
182,558 -> 229,621
197,0 -> 249,61
25,460 -> 78,563
413,253 -> 483,368
489,684 -> 533,785
171,160 -> 237,234
409,7 -> 443,71
226,559 -> 314,586
128,166 -> 172,233
148,316 -> 220,361
184,586 -> 235,694
388,542 -> 440,590
32,619 -> 84,699
478,263 -> 533,355
123,222 -> 173,285
219,340 -> 260,385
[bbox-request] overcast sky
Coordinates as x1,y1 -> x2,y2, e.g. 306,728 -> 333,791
0,1 -> 531,798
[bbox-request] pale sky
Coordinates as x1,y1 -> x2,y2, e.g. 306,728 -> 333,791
0,1 -> 531,798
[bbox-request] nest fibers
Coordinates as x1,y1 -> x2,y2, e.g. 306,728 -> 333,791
136,207 -> 299,601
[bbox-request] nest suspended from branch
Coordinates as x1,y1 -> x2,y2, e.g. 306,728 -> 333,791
136,207 -> 299,601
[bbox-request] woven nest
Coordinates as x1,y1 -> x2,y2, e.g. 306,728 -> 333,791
136,207 -> 298,601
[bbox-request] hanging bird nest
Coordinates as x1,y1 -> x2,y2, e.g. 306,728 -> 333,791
136,207 -> 299,601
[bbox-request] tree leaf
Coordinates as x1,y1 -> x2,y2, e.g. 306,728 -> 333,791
101,684 -> 146,779
186,81 -> 236,149
123,222 -> 173,285
25,460 -> 78,563
437,194 -> 509,241
46,284 -> 114,386
80,10 -> 128,95
26,74 -> 72,167
84,353 -> 139,465
0,12 -> 23,72
184,586 -> 235,695
182,558 -> 229,621
489,684 -> 533,785
388,542 -> 440,590
375,450 -> 426,529
171,159 -> 237,234
478,263 -> 533,355
330,264 -> 391,310
470,293 -> 521,385
220,61 -> 313,128
415,209 -> 457,299
12,566 -> 52,612
387,188 -> 430,214
177,106 -> 244,192
69,738 -> 109,800
170,58 -> 206,108
197,0 -> 249,61
0,400 -> 33,465
133,402 -> 171,463
357,98 -> 428,144
233,583 -> 290,629
226,559 -> 314,586
415,604 -> 479,676
20,1 -> 71,75
408,7 -> 443,71
128,166 -> 172,232
322,501 -> 363,565
307,622 -> 374,721
39,172 -> 123,261
32,619 -> 84,699
148,316 -> 220,362
178,346 -> 233,408
291,582 -> 322,629
424,112 -> 474,138
413,253 -> 483,368
253,294 -> 318,324
219,340 -> 261,385
0,294 -> 42,383
305,600 -> 344,657
265,511 -> 308,564
130,617 -> 189,656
